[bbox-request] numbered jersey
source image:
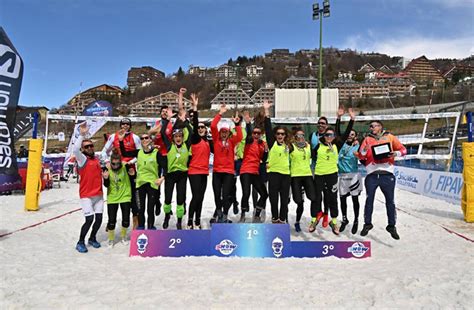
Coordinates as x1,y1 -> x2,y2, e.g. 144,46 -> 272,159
167,144 -> 190,173
136,149 -> 159,189
290,143 -> 312,177
267,143 -> 290,175
314,143 -> 339,176
107,165 -> 132,204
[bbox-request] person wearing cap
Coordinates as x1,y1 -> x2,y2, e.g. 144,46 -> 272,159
210,103 -> 243,223
187,94 -> 212,229
101,117 -> 142,228
355,120 -> 407,240
156,106 -> 193,230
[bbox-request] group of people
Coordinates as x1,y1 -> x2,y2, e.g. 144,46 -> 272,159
73,88 -> 407,253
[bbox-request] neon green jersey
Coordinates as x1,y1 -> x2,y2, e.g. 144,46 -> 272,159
267,143 -> 290,175
107,165 -> 132,204
167,143 -> 190,173
136,149 -> 159,189
290,143 -> 312,177
314,143 -> 339,175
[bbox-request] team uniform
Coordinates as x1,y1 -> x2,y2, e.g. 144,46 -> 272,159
74,136 -> 104,253
187,110 -> 212,229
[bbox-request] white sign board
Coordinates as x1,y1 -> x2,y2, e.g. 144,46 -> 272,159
393,166 -> 462,205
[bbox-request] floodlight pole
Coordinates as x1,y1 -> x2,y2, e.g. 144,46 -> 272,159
313,1 -> 330,117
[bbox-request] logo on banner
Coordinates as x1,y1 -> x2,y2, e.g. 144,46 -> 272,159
272,237 -> 284,258
394,169 -> 419,189
424,173 -> 433,193
347,242 -> 369,258
0,44 -> 21,79
215,239 -> 237,255
137,233 -> 149,254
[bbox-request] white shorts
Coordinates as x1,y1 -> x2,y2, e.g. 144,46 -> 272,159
339,173 -> 362,197
80,195 -> 104,217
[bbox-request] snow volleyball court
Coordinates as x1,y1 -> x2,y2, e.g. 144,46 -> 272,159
1,181 -> 473,308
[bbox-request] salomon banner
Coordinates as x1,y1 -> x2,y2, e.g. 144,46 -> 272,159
0,27 -> 23,193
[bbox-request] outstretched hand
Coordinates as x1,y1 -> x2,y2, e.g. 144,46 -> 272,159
190,93 -> 199,109
79,122 -> 89,136
337,105 -> 345,117
348,107 -> 355,120
219,103 -> 227,115
243,110 -> 251,124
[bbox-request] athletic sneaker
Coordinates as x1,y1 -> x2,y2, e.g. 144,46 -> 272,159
339,219 -> 349,233
308,212 -> 324,233
239,212 -> 246,223
108,240 -> 114,248
386,225 -> 400,240
176,222 -> 182,230
329,220 -> 340,235
76,242 -> 88,253
194,223 -> 202,229
351,220 -> 359,234
322,213 -> 329,228
88,239 -> 101,248
155,202 -> 162,216
163,213 -> 171,229
294,222 -> 301,232
360,223 -> 374,236
271,218 -> 279,224
187,221 -> 194,230
120,238 -> 128,245
233,201 -> 239,215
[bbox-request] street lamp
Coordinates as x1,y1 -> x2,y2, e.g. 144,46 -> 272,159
313,0 -> 330,117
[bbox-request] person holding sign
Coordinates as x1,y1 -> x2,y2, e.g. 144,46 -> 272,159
73,123 -> 104,253
356,120 -> 407,239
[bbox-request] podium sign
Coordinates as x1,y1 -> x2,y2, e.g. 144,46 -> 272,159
210,223 -> 291,258
130,229 -> 211,257
291,241 -> 371,259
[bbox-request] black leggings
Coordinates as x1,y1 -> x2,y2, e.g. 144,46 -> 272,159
188,174 -> 208,225
212,172 -> 234,215
107,202 -> 131,230
137,183 -> 157,229
312,172 -> 338,218
240,173 -> 268,212
79,213 -> 102,243
291,176 -> 317,222
340,194 -> 360,221
164,171 -> 187,206
268,172 -> 291,222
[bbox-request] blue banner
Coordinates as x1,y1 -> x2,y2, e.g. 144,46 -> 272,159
83,100 -> 113,117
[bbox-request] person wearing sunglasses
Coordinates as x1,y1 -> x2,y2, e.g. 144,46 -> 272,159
310,107 -> 354,235
119,128 -> 167,230
187,94 -> 213,229
210,103 -> 243,223
73,123 -> 105,253
103,148 -> 135,246
101,117 -> 142,229
355,120 -> 407,240
239,110 -> 269,223
263,100 -> 293,224
289,127 -> 317,232
337,127 -> 362,234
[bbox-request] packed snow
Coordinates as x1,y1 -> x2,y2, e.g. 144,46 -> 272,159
1,178 -> 473,309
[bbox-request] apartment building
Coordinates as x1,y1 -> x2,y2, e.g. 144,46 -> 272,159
127,66 -> 165,93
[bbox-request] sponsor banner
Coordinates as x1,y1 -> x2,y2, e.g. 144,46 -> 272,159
129,229 -> 211,257
0,27 -> 23,192
83,100 -> 112,117
14,108 -> 40,140
394,166 -> 462,205
291,241 -> 371,259
43,156 -> 65,175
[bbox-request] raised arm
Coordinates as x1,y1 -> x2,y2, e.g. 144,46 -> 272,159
190,93 -> 201,144
211,104 -> 227,141
242,111 -> 253,145
263,100 -> 275,148
161,115 -> 172,152
178,87 -> 186,114
230,112 -> 243,145
73,123 -> 89,168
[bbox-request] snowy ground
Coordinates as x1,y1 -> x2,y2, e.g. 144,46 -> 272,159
1,177 -> 473,309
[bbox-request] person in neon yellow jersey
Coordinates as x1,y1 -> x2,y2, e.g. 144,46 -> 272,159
289,127 -> 316,232
309,107 -> 354,235
263,100 -> 293,223
103,148 -> 135,246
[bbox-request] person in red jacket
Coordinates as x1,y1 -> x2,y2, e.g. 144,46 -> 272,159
73,123 -> 105,253
356,120 -> 407,240
210,104 -> 243,223
187,94 -> 213,229
239,110 -> 268,223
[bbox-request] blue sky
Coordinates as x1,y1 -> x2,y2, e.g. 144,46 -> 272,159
1,0 -> 473,109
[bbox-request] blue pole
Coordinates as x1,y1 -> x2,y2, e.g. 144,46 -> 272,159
32,112 -> 39,139
468,111 -> 472,142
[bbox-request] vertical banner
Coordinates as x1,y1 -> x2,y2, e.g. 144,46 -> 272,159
467,112 -> 472,143
0,27 -> 23,193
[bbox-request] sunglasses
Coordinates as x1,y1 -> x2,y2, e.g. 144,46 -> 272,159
111,162 -> 121,166
276,132 -> 286,136
198,125 -> 206,129
83,144 -> 94,149
324,133 -> 335,137
253,131 -> 262,135
318,122 -> 327,125
369,124 -> 380,129
295,134 -> 305,138
141,136 -> 150,140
